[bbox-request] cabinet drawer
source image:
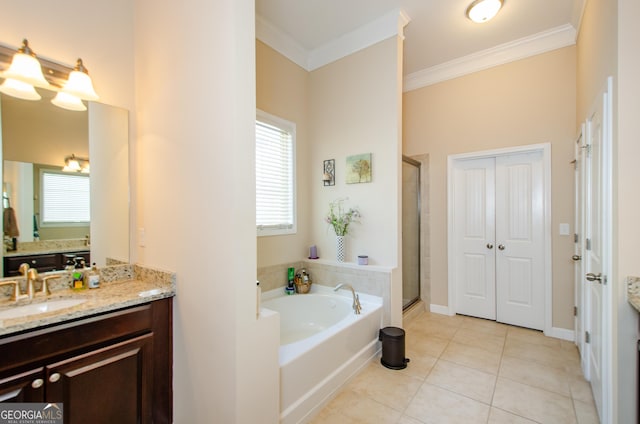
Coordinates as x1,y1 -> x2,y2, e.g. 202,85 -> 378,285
4,254 -> 58,276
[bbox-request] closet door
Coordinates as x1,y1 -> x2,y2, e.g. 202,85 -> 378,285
495,152 -> 545,330
452,157 -> 496,320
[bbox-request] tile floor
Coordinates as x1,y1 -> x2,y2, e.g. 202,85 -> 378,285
310,311 -> 600,424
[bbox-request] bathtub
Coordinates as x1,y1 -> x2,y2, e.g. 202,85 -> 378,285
262,285 -> 383,423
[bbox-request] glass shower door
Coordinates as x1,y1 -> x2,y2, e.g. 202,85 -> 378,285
402,157 -> 421,309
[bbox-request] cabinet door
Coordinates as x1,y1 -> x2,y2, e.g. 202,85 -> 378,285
0,368 -> 45,402
46,334 -> 153,424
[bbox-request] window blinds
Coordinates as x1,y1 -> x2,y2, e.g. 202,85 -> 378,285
41,171 -> 90,223
256,119 -> 294,231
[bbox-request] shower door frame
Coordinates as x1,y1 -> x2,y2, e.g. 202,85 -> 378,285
402,155 -> 421,310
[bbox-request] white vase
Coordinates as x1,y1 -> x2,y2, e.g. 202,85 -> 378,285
336,235 -> 346,262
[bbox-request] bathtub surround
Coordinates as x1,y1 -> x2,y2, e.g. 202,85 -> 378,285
258,259 -> 393,326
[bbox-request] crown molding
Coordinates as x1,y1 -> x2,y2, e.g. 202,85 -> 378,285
256,14 -> 309,70
403,23 -> 577,92
256,9 -> 410,72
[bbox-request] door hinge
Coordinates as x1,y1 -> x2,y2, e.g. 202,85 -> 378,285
585,331 -> 590,344
586,238 -> 591,251
574,233 -> 579,243
574,306 -> 578,316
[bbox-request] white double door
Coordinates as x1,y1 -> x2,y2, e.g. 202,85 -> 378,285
452,151 -> 545,330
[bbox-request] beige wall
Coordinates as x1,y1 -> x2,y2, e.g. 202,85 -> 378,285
403,46 -> 577,330
134,0 -> 278,422
309,37 -> 404,323
256,40 -> 311,268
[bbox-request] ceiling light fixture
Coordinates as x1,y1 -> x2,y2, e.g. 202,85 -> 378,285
466,0 -> 503,24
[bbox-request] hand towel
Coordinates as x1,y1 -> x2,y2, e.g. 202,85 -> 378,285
3,207 -> 20,237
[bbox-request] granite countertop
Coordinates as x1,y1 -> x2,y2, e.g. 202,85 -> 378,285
626,276 -> 640,313
0,266 -> 175,337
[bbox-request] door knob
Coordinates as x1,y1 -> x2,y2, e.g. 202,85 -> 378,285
486,243 -> 494,249
586,272 -> 603,283
31,379 -> 44,389
498,244 -> 505,251
49,373 -> 61,383
572,255 -> 582,261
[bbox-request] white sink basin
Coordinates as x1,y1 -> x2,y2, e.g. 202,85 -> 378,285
0,298 -> 86,320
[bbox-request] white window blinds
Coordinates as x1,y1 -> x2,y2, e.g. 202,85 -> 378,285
256,111 -> 296,235
41,171 -> 90,224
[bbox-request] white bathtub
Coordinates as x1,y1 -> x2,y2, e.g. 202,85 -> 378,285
262,285 -> 383,423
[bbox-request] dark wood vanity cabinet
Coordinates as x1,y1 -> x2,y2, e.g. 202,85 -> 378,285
0,298 -> 172,424
3,251 -> 90,277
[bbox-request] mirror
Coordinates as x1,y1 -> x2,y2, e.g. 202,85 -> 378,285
0,88 -> 129,274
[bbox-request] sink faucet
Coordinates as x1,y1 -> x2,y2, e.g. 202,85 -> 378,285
334,283 -> 362,315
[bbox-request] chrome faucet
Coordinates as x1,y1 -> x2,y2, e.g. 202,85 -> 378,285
334,283 -> 362,314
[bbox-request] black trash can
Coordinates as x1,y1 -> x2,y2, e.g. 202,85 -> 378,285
378,326 -> 410,370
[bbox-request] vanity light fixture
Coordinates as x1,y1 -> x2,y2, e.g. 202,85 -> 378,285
466,0 -> 503,23
0,39 -> 51,100
59,59 -> 98,101
63,154 -> 90,173
51,91 -> 87,111
0,40 -> 99,110
0,39 -> 50,88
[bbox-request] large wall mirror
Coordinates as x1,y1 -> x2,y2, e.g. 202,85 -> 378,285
0,88 -> 129,274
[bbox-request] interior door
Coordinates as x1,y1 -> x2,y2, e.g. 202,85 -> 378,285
585,88 -> 606,420
495,152 -> 545,330
453,157 -> 496,320
574,128 -> 588,376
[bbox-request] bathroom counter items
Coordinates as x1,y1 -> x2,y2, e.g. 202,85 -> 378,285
0,264 -> 175,336
626,276 -> 640,313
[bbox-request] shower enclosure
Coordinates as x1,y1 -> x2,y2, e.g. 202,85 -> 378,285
402,156 -> 421,310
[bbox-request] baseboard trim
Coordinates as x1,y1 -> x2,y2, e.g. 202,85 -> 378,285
429,304 -> 452,316
546,327 -> 575,342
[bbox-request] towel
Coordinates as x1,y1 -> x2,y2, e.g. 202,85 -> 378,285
3,207 -> 19,237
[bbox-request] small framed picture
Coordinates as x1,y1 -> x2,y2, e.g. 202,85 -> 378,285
346,153 -> 372,184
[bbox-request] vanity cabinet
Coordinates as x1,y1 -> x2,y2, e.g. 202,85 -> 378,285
3,250 -> 90,277
0,298 -> 172,423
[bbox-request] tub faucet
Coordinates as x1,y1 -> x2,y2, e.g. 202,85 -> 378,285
334,283 -> 362,315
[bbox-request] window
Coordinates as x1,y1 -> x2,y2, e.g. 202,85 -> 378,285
256,110 -> 296,236
41,170 -> 90,225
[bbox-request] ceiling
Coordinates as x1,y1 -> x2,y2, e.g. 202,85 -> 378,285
256,0 -> 584,84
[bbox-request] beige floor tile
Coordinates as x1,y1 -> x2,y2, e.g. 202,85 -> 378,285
503,338 -> 571,370
395,351 -> 438,380
347,362 -> 423,410
406,333 -> 450,358
404,382 -> 490,424
460,316 -> 509,337
570,376 -> 596,404
338,396 -> 402,424
493,377 -> 577,424
413,311 -> 466,326
574,399 -> 600,424
499,355 -> 571,396
452,327 -> 506,354
506,326 -> 561,348
487,407 -> 538,423
440,341 -> 502,374
426,359 -> 497,404
408,319 -> 460,340
398,415 -> 424,424
308,407 -> 359,424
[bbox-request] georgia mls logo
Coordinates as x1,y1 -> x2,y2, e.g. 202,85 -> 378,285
0,403 -> 63,424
